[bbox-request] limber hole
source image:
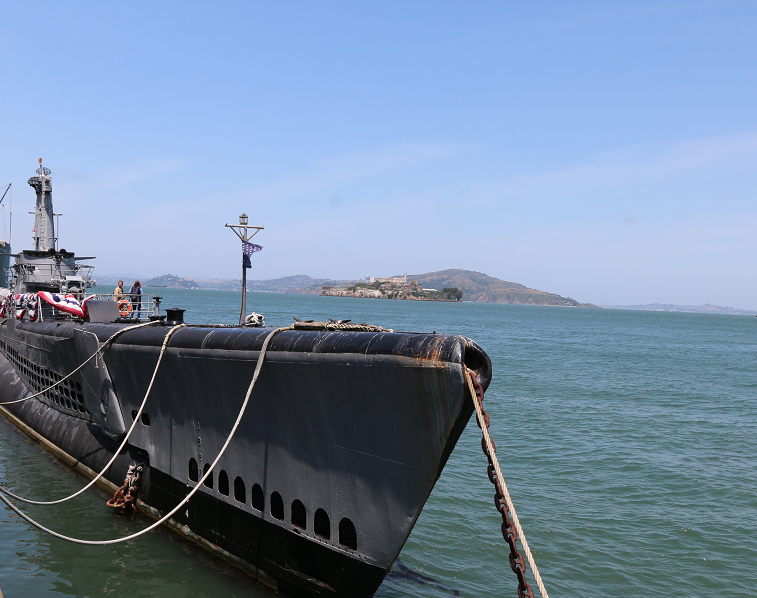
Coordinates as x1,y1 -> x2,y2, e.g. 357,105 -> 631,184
219,470 -> 229,496
270,492 -> 284,521
251,484 -> 264,511
339,518 -> 357,550
314,508 -> 330,540
202,463 -> 213,489
188,458 -> 198,483
291,499 -> 306,530
234,476 -> 246,503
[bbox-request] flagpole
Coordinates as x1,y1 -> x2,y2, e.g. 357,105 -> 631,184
240,258 -> 247,325
225,214 -> 264,326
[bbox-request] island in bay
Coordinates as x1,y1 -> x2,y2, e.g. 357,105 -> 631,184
321,276 -> 464,302
317,270 -> 595,306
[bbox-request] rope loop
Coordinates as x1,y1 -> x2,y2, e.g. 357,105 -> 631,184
0,320 -> 160,406
0,325 -> 292,545
0,323 -> 185,505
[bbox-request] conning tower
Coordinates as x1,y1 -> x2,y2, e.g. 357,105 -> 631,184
10,161 -> 94,297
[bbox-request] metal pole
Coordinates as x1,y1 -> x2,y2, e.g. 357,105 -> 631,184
240,254 -> 247,325
225,217 -> 263,327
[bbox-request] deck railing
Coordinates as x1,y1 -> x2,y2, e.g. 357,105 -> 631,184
84,293 -> 162,320
5,264 -> 95,288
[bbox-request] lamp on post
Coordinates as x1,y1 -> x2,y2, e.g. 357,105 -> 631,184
225,214 -> 264,325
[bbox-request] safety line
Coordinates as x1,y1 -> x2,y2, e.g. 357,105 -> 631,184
0,324 -> 185,505
0,325 -> 290,545
0,320 -> 159,405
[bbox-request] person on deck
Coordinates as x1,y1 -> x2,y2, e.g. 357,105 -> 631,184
113,281 -> 124,302
129,281 -> 142,318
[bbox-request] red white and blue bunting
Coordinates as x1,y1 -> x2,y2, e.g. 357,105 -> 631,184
13,293 -> 40,321
38,292 -> 85,318
0,292 -> 88,321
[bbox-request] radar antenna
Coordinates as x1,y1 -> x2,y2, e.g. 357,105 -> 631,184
36,157 -> 51,176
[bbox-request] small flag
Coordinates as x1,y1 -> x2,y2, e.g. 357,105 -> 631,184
243,241 -> 262,269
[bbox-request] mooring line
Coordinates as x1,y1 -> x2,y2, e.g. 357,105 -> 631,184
465,368 -> 549,598
0,320 -> 159,405
0,324 -> 185,505
0,325 -> 290,545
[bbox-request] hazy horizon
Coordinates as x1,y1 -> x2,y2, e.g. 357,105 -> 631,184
88,270 -> 756,313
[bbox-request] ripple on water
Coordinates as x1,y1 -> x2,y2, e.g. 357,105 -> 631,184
1,294 -> 756,597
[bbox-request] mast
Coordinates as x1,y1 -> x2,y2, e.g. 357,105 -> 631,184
225,214 -> 264,325
0,183 -> 11,243
27,158 -> 55,251
12,160 -> 93,296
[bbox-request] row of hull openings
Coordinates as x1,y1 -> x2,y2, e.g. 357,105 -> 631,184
188,458 -> 357,551
0,342 -> 87,415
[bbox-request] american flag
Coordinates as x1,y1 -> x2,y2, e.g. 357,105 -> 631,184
242,241 -> 262,269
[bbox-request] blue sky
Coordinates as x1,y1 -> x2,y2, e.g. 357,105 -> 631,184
1,2 -> 756,307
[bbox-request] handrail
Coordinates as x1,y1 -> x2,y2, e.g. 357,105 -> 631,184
4,292 -> 162,322
84,293 -> 160,319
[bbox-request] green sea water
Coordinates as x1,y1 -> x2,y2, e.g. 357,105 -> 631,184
1,290 -> 755,597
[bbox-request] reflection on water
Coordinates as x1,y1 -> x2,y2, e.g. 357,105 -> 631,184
0,416 -> 275,598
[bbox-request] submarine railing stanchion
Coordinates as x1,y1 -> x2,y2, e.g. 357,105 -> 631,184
464,367 -> 550,598
0,325 -> 292,545
0,323 -> 184,504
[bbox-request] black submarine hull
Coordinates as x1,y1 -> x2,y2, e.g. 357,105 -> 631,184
0,321 -> 491,597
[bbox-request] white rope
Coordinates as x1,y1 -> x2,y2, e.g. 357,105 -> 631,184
464,369 -> 550,598
0,326 -> 290,545
292,321 -> 393,332
0,324 -> 185,505
0,320 -> 159,405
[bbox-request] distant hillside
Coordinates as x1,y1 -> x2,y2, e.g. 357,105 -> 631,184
93,274 -> 147,287
128,274 -> 357,293
194,278 -> 241,291
396,269 -> 597,307
603,303 -> 757,316
196,275 -> 356,293
144,274 -> 201,289
244,275 -> 355,294
102,270 -> 595,307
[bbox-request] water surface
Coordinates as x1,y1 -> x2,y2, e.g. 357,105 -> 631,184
1,290 -> 755,597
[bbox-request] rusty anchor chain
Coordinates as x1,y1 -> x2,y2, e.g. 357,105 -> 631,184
465,368 -> 548,598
